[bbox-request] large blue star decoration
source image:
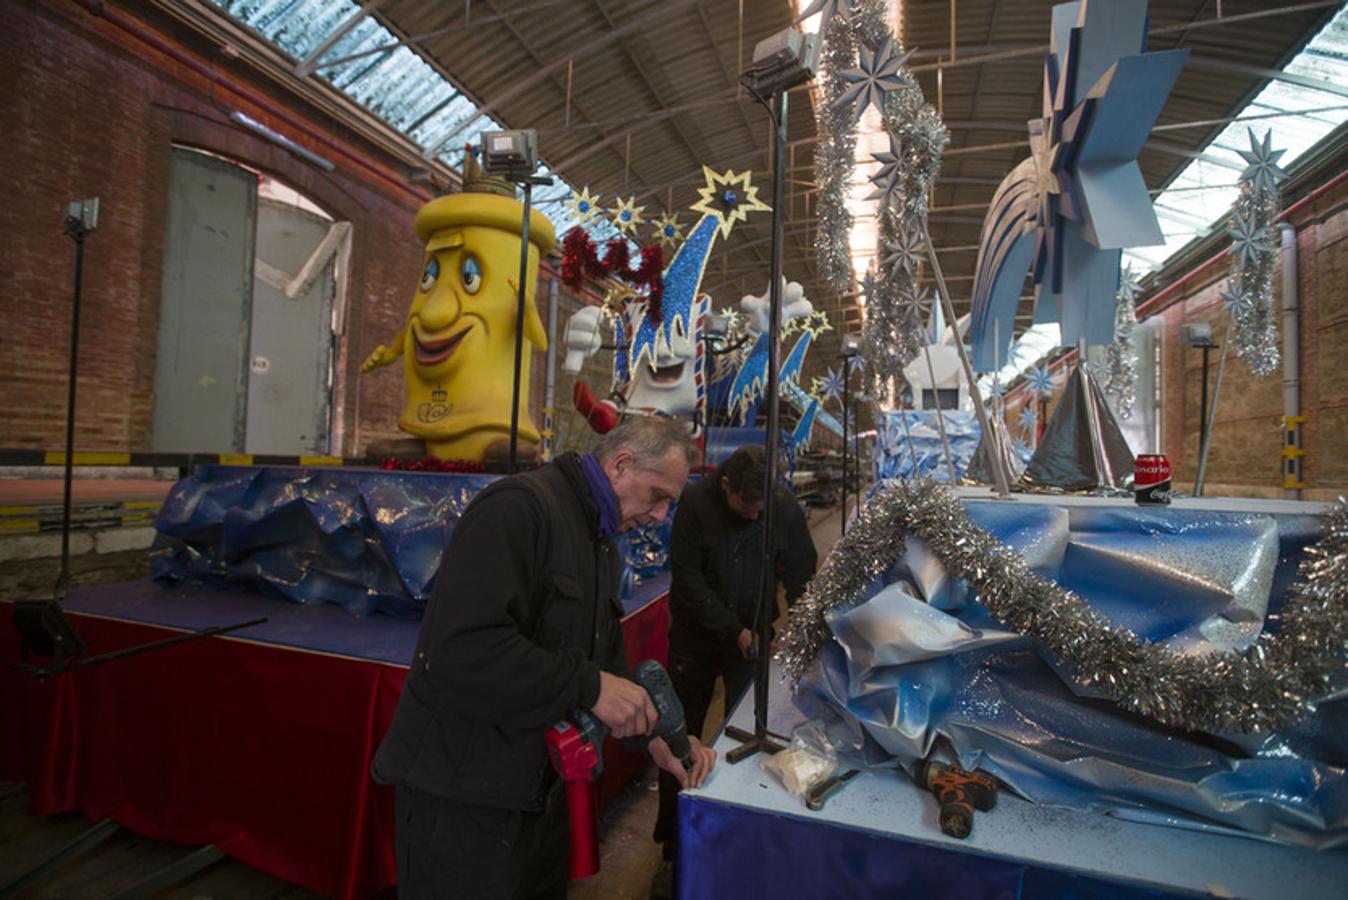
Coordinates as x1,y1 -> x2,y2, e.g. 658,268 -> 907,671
833,37 -> 913,127
1227,212 -> 1269,268
1019,404 -> 1039,429
1236,128 -> 1288,196
968,0 -> 1189,372
1026,365 -> 1058,397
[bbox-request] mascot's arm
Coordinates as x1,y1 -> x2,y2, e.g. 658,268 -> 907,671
361,327 -> 406,373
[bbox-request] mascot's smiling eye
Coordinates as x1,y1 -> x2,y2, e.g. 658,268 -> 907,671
419,259 -> 439,293
460,255 -> 483,294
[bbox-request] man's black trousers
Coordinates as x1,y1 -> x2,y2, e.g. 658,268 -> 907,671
395,781 -> 568,899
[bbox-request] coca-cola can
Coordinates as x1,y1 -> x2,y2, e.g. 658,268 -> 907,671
1134,454 -> 1172,504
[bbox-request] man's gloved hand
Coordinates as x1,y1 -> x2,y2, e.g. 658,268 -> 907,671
562,306 -> 605,374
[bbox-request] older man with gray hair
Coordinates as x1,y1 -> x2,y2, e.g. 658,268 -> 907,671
374,416 -> 715,898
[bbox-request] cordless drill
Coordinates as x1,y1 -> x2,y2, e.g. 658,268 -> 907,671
912,759 -> 998,839
545,708 -> 609,880
545,660 -> 691,880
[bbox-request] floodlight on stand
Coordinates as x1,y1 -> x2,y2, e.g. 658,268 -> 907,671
705,312 -> 731,338
740,28 -> 819,97
480,129 -> 539,178
1181,323 -> 1218,348
840,333 -> 862,356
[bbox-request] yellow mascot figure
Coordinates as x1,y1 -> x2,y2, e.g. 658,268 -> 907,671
363,158 -> 557,461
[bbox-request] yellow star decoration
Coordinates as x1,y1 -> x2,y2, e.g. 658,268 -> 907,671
651,211 -> 683,250
610,195 -> 645,237
690,166 -> 771,240
810,376 -> 829,397
802,310 -> 833,338
566,186 -> 603,225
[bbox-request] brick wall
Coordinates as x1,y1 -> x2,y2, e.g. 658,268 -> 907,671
0,0 -> 462,457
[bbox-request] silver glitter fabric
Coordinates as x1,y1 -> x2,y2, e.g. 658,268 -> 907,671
777,479 -> 1348,734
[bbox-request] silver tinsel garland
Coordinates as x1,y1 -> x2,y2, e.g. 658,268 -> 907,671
812,0 -> 948,385
778,479 -> 1348,734
1102,272 -> 1138,418
1227,178 -> 1281,378
813,11 -> 858,293
851,0 -> 948,388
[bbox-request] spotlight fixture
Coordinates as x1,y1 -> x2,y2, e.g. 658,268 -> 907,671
740,28 -> 819,97
480,129 -> 540,178
840,333 -> 862,356
1181,323 -> 1218,349
63,198 -> 99,234
705,312 -> 731,339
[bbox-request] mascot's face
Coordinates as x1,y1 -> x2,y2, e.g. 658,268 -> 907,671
625,299 -> 701,417
406,225 -> 525,385
398,223 -> 545,450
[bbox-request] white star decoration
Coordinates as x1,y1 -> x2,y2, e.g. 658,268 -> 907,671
610,195 -> 645,236
866,130 -> 904,206
896,286 -> 930,321
690,166 -> 771,240
882,227 -> 926,279
858,270 -> 879,307
1227,213 -> 1268,268
1235,128 -> 1288,196
566,186 -> 603,225
1117,265 -> 1139,305
814,366 -> 847,406
651,211 -> 683,250
1019,405 -> 1039,429
832,37 -> 913,127
1220,282 -> 1249,315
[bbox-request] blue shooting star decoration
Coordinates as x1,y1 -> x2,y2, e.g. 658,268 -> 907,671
969,0 -> 1188,371
629,167 -> 769,378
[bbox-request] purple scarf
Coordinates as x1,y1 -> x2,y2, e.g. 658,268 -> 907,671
578,453 -> 620,539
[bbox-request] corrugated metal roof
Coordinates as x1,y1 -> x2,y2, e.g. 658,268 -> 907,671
200,0 -> 1346,378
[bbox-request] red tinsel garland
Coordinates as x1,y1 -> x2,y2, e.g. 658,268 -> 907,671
560,227 -> 664,323
379,457 -> 486,473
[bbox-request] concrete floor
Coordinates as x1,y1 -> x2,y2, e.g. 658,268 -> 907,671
0,501 -> 845,899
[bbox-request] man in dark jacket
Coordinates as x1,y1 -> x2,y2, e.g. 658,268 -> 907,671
373,417 -> 716,899
653,444 -> 818,856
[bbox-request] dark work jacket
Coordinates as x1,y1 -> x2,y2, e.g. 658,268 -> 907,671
668,464 -> 818,654
372,453 -> 627,811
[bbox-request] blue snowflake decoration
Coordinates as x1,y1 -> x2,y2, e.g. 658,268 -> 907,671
1026,365 -> 1058,397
